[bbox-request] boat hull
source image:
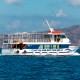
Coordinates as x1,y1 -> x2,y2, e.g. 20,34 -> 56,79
1,46 -> 79,56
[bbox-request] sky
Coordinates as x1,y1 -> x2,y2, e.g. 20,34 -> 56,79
0,0 -> 80,33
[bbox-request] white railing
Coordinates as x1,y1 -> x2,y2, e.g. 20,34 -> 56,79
3,38 -> 51,43
2,33 -> 52,43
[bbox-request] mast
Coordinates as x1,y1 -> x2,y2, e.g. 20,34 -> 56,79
46,19 -> 54,32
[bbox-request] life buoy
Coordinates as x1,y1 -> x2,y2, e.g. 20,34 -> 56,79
60,39 -> 63,42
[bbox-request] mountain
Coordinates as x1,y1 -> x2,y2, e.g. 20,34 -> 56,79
58,25 -> 80,46
0,25 -> 80,46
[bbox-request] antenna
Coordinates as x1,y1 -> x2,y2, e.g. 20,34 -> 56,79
45,19 -> 54,32
46,19 -> 51,29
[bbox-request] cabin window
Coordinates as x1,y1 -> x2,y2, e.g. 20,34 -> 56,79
57,45 -> 69,49
8,44 -> 12,48
54,35 -> 61,42
54,35 -> 57,42
50,45 -> 53,49
39,45 -> 57,49
44,35 -> 52,38
3,44 -> 8,49
57,45 -> 59,49
38,45 -> 43,49
61,35 -> 66,38
54,35 -> 66,42
12,44 -> 17,49
44,45 -> 50,49
59,45 -> 62,48
53,45 -> 57,49
39,45 -> 51,49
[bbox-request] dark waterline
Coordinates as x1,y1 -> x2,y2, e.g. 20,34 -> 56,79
0,49 -> 80,80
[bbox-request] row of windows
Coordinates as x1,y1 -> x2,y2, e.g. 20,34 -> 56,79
39,44 -> 69,49
3,44 -> 69,49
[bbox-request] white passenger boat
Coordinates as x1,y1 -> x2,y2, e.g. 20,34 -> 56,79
1,20 -> 79,56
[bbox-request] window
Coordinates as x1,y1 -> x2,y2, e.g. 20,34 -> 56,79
8,44 -> 12,49
39,45 -> 43,49
3,44 -> 8,49
59,45 -> 62,48
53,45 -> 56,49
44,45 -> 50,49
54,35 -> 61,42
61,35 -> 66,38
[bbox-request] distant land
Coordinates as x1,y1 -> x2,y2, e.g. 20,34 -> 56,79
59,25 -> 80,46
0,25 -> 80,47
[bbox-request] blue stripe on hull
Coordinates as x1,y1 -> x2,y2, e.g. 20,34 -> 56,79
61,45 -> 69,48
25,44 -> 69,49
26,45 -> 40,49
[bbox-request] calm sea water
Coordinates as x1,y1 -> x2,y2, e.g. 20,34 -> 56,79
0,49 -> 80,80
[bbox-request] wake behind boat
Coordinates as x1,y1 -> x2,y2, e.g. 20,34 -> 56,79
1,20 -> 79,56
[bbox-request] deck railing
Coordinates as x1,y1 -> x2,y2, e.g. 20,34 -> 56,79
3,38 -> 51,43
3,33 -> 52,43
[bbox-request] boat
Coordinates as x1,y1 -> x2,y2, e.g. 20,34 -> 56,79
1,20 -> 79,56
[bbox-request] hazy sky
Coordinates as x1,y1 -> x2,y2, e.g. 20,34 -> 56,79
0,0 -> 80,33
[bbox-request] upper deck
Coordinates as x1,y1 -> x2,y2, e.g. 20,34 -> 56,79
2,32 -> 70,44
3,32 -> 52,44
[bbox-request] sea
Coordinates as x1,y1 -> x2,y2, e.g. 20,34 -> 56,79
0,49 -> 80,80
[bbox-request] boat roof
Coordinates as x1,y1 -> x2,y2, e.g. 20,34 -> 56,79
48,30 -> 62,35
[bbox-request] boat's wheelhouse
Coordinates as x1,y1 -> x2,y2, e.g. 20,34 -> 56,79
53,34 -> 67,42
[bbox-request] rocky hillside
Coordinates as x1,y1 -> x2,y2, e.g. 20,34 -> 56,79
0,25 -> 80,46
59,25 -> 80,46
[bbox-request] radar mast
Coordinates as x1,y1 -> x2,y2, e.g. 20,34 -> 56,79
46,19 -> 54,32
